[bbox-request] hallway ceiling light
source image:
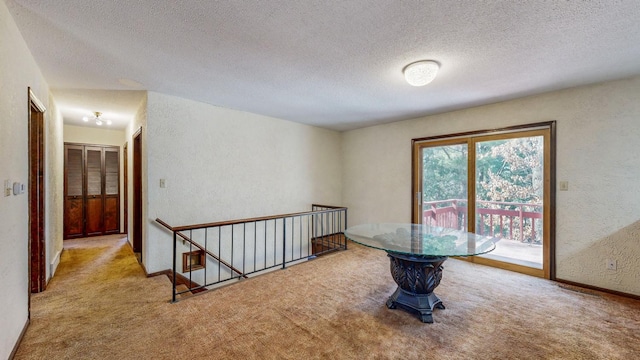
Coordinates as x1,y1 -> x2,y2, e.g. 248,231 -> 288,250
403,60 -> 439,86
83,111 -> 112,126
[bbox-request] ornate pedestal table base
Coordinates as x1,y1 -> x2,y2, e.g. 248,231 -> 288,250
385,252 -> 448,323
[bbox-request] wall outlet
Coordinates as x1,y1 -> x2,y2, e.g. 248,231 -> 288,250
606,259 -> 617,270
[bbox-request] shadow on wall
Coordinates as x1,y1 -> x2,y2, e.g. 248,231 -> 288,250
557,219 -> 640,297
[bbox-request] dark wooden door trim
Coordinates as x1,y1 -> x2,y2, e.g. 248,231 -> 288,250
28,88 -> 46,296
132,128 -> 143,259
123,142 -> 128,235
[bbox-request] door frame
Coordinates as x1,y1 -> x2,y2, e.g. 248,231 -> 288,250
411,121 -> 556,279
132,128 -> 143,261
123,142 -> 128,235
28,88 -> 47,296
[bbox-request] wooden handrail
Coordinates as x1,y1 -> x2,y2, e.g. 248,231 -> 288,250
155,218 -> 248,279
168,205 -> 347,232
424,199 -> 542,208
311,204 -> 346,209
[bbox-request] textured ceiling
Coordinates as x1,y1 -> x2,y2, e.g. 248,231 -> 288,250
7,0 -> 640,131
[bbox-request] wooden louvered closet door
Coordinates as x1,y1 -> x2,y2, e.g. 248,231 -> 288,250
64,145 -> 85,238
64,143 -> 120,239
85,146 -> 103,236
104,148 -> 120,234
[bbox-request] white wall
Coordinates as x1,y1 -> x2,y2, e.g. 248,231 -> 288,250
46,96 -> 64,282
343,76 -> 640,296
0,1 -> 56,357
63,125 -> 127,234
142,92 -> 342,273
63,124 -> 126,146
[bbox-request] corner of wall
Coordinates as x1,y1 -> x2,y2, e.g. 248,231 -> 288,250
45,93 -> 65,283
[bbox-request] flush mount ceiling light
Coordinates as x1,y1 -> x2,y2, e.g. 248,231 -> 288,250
403,60 -> 440,86
83,111 -> 112,126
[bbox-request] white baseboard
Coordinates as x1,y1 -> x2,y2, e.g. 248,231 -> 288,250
50,249 -> 62,278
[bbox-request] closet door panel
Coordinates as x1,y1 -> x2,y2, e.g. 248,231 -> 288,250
85,147 -> 104,236
65,200 -> 84,237
64,145 -> 85,239
86,196 -> 103,235
104,148 -> 120,233
104,197 -> 119,233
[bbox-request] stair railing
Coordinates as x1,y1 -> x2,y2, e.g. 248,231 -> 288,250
156,204 -> 347,302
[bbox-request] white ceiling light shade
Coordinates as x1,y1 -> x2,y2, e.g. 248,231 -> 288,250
403,60 -> 440,86
82,111 -> 112,126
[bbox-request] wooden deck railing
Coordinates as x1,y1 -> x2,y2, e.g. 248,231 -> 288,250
423,199 -> 542,243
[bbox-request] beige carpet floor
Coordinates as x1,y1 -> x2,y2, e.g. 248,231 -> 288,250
14,234 -> 640,359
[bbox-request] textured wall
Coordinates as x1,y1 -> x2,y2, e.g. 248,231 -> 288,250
0,1 -> 51,357
343,76 -> 640,296
63,124 -> 126,146
143,92 -> 342,274
45,96 -> 64,282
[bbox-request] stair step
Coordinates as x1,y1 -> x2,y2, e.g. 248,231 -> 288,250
175,284 -> 193,299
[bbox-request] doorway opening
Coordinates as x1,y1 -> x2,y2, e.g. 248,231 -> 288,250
28,88 -> 47,295
132,128 -> 143,262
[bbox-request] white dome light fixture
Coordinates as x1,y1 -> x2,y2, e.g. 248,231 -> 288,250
403,60 -> 440,86
83,111 -> 112,126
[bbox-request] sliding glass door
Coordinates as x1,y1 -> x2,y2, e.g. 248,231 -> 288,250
413,125 -> 552,278
418,140 -> 468,231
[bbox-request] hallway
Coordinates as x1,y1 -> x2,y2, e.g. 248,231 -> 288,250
15,235 -> 175,359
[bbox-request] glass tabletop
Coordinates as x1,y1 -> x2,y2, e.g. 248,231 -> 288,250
344,223 -> 496,257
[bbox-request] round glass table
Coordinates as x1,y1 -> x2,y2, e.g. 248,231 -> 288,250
344,223 -> 496,323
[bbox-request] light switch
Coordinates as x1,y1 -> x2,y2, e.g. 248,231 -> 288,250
559,181 -> 569,191
160,179 -> 166,188
13,182 -> 25,195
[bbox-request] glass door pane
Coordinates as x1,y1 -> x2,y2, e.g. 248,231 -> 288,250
474,135 -> 544,268
421,143 -> 468,231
